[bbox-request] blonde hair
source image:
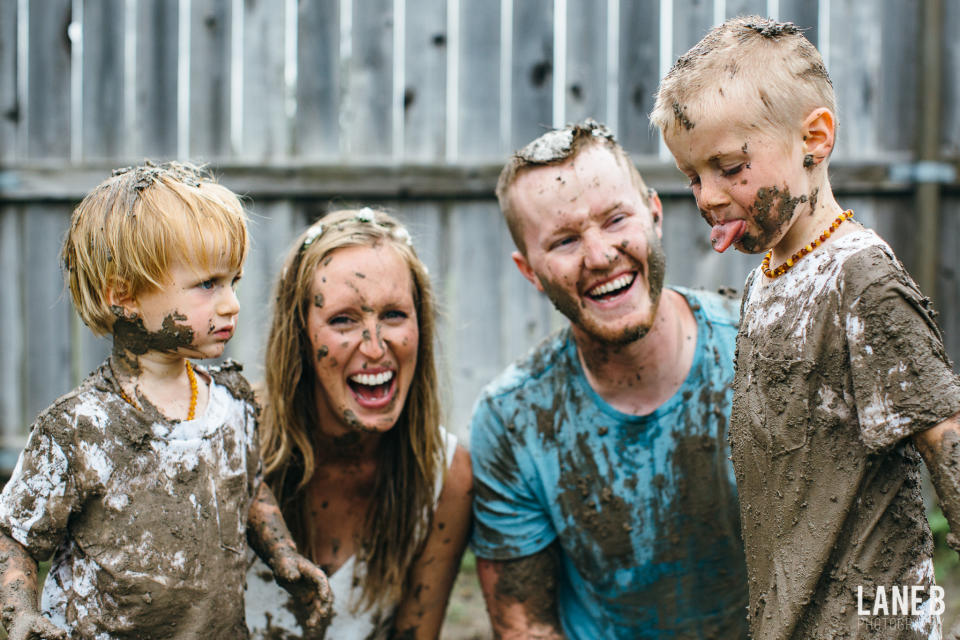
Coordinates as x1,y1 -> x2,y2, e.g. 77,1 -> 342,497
651,16 -> 835,140
261,208 -> 443,608
496,119 -> 649,254
62,161 -> 249,335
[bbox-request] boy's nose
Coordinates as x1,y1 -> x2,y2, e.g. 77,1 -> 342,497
697,176 -> 730,212
217,286 -> 240,316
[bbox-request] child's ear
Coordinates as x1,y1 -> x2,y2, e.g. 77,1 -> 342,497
801,108 -> 836,165
106,277 -> 138,318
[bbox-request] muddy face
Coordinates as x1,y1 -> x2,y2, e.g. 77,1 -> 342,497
112,310 -> 195,373
739,185 -> 807,252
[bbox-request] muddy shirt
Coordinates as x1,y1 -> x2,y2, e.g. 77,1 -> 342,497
732,229 -> 960,640
0,359 -> 260,639
470,287 -> 749,639
245,428 -> 459,640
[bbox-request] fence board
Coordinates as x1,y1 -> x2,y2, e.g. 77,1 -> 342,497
457,0 -> 501,159
22,205 -> 73,429
945,0 -> 960,155
80,0 -> 127,159
724,0 -> 765,17
342,0 -> 394,159
671,0 -> 712,62
188,0 -> 232,158
564,0 -> 607,126
239,0 -> 289,160
876,0 -> 919,154
0,207 -> 23,447
939,195 -> 960,365
0,0 -> 19,162
26,0 -> 72,159
778,0 -> 818,46
617,0 -> 659,156
510,0 -> 553,149
294,0 -> 340,159
402,0 -> 447,160
133,0 -> 179,159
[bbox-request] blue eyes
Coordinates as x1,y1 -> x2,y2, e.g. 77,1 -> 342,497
198,279 -> 215,290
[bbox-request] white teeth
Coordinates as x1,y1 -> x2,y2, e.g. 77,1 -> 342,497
589,274 -> 635,297
349,371 -> 395,386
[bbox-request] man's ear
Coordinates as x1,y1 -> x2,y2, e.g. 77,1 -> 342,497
511,250 -> 545,293
648,188 -> 664,239
801,107 -> 836,165
106,277 -> 138,318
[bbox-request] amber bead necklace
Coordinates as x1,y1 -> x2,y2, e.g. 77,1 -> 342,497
761,210 -> 854,279
115,359 -> 198,421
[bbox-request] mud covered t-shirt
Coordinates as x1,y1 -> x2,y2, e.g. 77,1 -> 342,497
732,229 -> 960,640
0,359 -> 260,639
470,287 -> 749,640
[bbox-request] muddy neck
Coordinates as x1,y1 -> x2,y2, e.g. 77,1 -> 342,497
574,289 -> 696,414
313,426 -> 382,465
110,344 -> 189,384
770,178 -> 846,265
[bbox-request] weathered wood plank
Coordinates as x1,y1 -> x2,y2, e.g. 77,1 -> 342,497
0,0 -> 20,162
778,0 -> 819,45
0,207 -> 24,447
617,0 -> 659,156
133,0 -> 179,159
938,194 -> 960,366
944,0 -> 960,154
239,0 -> 290,160
672,0 -> 713,60
724,0 -> 766,18
293,0 -> 340,159
26,0 -> 72,159
457,0 -> 501,159
80,0 -> 127,159
402,0 -> 447,160
342,0 -> 394,158
510,0 -> 553,149
876,0 -> 918,154
565,0 -> 607,126
188,0 -> 232,158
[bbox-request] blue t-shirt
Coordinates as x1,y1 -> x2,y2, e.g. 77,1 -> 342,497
470,287 -> 749,639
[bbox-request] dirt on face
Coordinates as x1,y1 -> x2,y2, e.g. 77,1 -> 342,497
112,309 -> 195,372
741,185 -> 807,252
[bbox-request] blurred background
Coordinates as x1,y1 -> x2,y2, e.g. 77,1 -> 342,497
0,0 -> 958,635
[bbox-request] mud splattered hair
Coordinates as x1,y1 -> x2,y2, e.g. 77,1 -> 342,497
62,161 -> 248,335
650,16 -> 835,140
496,119 -> 650,255
260,208 -> 443,609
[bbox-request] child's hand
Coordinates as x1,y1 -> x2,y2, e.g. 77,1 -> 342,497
271,550 -> 334,639
5,612 -> 68,640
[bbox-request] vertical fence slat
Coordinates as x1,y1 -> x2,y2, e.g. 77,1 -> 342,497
81,0 -> 127,159
294,0 -> 340,159
939,195 -> 960,366
402,0 -> 447,161
510,0 -> 553,149
876,0 -> 918,154
457,1 -> 501,159
0,207 -> 23,447
26,0 -> 72,159
564,1 -> 606,126
342,0 -> 394,158
725,0 -> 766,17
23,206 -> 73,429
617,0 -> 659,156
240,0 -> 289,161
778,0 -> 819,46
134,0 -> 179,159
188,0 -> 232,159
944,0 -> 960,155
671,0 -> 713,61
0,0 -> 19,162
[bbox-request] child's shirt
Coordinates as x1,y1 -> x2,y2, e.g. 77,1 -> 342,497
731,228 -> 960,639
0,359 -> 260,639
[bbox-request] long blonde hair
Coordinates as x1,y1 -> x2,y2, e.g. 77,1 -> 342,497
261,208 -> 443,608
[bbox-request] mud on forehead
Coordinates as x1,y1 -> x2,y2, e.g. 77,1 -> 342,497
515,119 -> 615,165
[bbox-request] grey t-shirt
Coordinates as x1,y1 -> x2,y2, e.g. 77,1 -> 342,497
731,229 -> 960,639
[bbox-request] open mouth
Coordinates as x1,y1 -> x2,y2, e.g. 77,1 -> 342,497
347,370 -> 396,407
585,272 -> 637,302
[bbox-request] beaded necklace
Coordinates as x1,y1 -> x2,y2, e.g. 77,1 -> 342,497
761,210 -> 853,279
115,360 -> 199,421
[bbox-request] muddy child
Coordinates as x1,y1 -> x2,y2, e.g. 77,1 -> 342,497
470,120 -> 749,638
653,16 -> 960,639
0,162 -> 332,639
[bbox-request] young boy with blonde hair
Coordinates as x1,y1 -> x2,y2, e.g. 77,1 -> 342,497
653,16 -> 960,639
0,162 -> 332,639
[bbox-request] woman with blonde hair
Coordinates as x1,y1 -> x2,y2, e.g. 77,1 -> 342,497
246,208 -> 472,639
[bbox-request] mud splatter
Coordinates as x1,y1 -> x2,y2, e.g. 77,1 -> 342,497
492,544 -> 561,629
672,102 -> 695,130
112,310 -> 195,372
741,185 -> 806,252
314,294 -> 324,308
803,154 -> 814,168
316,345 -> 328,360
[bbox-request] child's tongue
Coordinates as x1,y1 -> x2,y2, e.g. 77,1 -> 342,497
710,220 -> 746,253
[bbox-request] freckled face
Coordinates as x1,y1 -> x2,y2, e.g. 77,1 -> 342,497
128,259 -> 242,359
664,100 -> 813,254
306,245 -> 419,436
511,144 -> 666,345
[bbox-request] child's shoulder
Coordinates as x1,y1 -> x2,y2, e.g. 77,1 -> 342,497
203,359 -> 259,411
29,362 -> 117,439
834,229 -> 910,294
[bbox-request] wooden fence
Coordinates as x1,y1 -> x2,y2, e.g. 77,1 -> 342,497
1,0 -> 958,470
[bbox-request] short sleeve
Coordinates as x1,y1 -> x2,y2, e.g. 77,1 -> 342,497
469,396 -> 556,560
843,249 -> 960,451
0,414 -> 79,560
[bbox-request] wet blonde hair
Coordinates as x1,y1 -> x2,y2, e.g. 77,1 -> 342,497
261,208 -> 443,608
496,119 -> 650,254
62,161 -> 249,336
650,16 -> 835,141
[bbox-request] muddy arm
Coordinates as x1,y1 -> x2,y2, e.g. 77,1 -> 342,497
914,412 -> 960,552
0,533 -> 66,640
391,446 -> 473,640
247,482 -> 333,636
476,543 -> 566,640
